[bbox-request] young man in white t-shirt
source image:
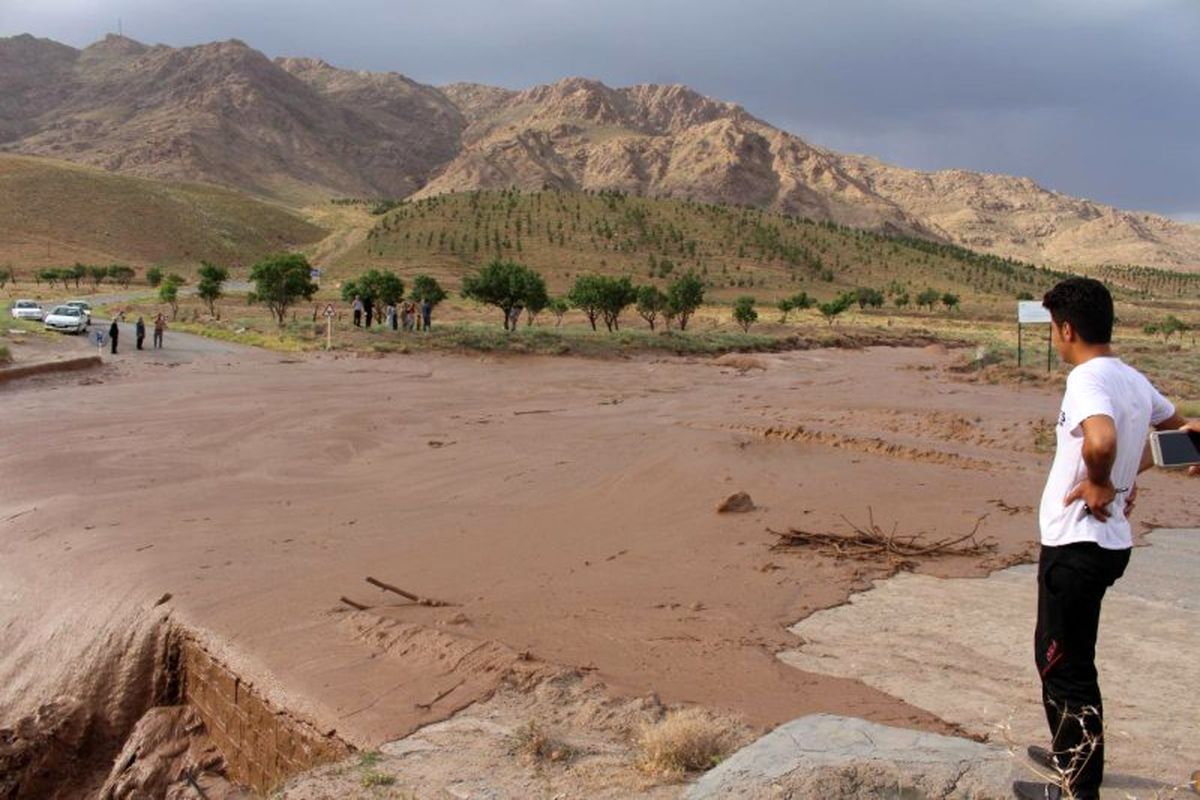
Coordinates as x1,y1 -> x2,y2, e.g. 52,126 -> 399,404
1014,278 -> 1198,800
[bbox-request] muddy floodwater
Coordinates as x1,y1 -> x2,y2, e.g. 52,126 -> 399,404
3,345 -> 1196,796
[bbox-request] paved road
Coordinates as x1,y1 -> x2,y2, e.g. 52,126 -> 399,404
76,316 -> 253,361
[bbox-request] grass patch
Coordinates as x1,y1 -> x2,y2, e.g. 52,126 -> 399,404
170,320 -> 310,352
636,708 -> 731,779
506,721 -> 577,764
359,771 -> 395,788
0,344 -> 10,364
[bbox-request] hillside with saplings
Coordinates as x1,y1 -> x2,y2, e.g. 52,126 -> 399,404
333,189 -> 1200,310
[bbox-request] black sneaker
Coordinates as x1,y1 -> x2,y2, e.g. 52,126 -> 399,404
1026,745 -> 1059,773
1012,781 -> 1062,800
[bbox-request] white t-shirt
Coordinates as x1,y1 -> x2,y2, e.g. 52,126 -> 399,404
1039,356 -> 1174,549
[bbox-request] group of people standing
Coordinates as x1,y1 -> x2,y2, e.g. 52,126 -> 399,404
351,296 -> 432,332
106,313 -> 166,354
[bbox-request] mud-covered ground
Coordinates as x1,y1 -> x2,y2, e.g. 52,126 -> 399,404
3,343 -> 1196,796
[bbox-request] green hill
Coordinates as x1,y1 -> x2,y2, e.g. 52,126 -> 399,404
0,154 -> 325,271
333,189 -> 1200,310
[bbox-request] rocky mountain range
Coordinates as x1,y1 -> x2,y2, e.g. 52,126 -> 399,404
2,33 -> 1197,270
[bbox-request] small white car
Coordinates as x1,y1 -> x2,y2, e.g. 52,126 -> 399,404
43,305 -> 88,334
64,300 -> 92,325
10,300 -> 44,321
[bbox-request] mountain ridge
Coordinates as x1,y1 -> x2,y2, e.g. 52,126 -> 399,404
1,33 -> 1196,270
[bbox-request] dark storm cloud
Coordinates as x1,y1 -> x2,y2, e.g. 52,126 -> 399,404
3,0 -> 1197,217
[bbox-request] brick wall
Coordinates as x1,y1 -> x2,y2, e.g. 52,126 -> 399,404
179,639 -> 350,793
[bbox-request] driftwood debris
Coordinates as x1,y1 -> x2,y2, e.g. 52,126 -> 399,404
365,576 -> 454,607
770,509 -> 995,561
415,679 -> 465,711
339,596 -> 371,611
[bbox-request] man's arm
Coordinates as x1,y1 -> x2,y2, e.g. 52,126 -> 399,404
1064,414 -> 1119,521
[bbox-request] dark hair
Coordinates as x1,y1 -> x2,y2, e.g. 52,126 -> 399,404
1042,278 -> 1113,344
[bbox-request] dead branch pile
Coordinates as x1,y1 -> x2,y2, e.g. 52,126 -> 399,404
769,509 -> 996,561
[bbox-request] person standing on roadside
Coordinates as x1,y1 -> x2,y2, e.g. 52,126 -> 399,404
108,318 -> 119,354
364,296 -> 374,328
352,295 -> 363,327
421,298 -> 433,332
135,316 -> 146,350
1014,277 -> 1197,800
153,313 -> 167,349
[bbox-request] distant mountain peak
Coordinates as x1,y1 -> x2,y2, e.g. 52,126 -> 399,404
1,33 -> 1195,269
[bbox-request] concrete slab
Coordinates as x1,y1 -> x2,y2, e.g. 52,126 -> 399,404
779,530 -> 1199,797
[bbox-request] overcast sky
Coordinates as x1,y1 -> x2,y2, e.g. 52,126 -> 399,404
3,0 -> 1197,220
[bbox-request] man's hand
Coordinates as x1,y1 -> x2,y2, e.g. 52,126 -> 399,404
1125,483 -> 1138,517
1065,478 -> 1117,522
1183,421 -> 1200,477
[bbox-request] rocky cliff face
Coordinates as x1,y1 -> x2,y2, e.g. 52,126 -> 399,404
2,34 -> 1196,269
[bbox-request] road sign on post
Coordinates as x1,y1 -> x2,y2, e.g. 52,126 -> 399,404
1016,301 -> 1053,370
323,303 -> 335,350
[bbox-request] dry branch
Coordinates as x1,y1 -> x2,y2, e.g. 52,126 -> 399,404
339,596 -> 370,611
365,576 -> 455,607
769,508 -> 995,561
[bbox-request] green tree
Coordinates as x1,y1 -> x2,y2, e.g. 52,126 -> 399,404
196,261 -> 229,316
636,285 -> 667,330
893,292 -> 910,309
159,274 -> 185,320
1154,314 -> 1189,342
549,297 -> 569,327
855,287 -> 884,309
732,295 -> 758,332
87,265 -> 107,291
522,276 -> 549,326
818,293 -> 853,325
568,274 -> 605,331
916,288 -> 941,311
410,275 -> 448,308
248,253 -> 318,327
69,263 -> 86,290
107,265 -> 136,289
146,266 -> 164,288
666,271 -> 705,331
776,297 -> 795,323
37,268 -> 61,289
461,259 -> 547,331
0,267 -> 12,289
342,270 -> 406,326
941,292 -> 960,312
570,275 -> 636,332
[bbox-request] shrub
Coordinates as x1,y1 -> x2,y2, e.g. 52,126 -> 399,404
637,708 -> 730,778
732,295 -> 758,332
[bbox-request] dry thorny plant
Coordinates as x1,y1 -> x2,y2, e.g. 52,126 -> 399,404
993,703 -> 1192,799
769,508 -> 996,564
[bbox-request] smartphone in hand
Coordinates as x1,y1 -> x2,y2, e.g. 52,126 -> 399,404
1149,429 -> 1200,469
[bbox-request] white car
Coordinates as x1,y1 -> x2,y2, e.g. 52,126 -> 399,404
64,300 -> 92,325
43,305 -> 89,334
10,300 -> 44,321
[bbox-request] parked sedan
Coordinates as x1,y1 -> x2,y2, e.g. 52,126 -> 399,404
64,300 -> 92,325
10,300 -> 44,321
43,305 -> 89,334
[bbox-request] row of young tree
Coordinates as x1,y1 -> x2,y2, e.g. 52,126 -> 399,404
24,263 -> 138,291
459,259 -> 707,333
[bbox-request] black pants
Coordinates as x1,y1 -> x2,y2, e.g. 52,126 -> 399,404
353,310 -> 362,327
1034,542 -> 1130,799
110,336 -> 118,354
